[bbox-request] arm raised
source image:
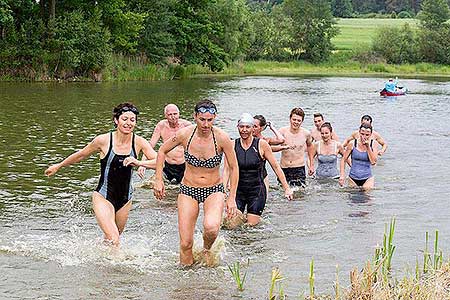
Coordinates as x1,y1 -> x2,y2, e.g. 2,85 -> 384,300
44,135 -> 104,176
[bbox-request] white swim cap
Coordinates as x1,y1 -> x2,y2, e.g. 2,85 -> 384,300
238,113 -> 254,126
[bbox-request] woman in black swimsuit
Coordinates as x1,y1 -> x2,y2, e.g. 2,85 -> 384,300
45,102 -> 157,246
153,99 -> 239,266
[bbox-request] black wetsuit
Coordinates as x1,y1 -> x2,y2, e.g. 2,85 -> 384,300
235,138 -> 267,216
95,132 -> 136,212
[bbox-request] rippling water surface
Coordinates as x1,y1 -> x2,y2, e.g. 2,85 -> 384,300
1,77 -> 450,299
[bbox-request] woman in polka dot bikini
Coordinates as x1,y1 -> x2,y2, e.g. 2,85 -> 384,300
153,99 -> 239,266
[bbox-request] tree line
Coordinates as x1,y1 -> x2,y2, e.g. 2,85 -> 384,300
0,0 -> 448,80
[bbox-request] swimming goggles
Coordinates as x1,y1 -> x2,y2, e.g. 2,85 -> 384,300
196,106 -> 217,114
119,106 -> 139,115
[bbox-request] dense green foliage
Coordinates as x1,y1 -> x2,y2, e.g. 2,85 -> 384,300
283,0 -> 338,62
0,0 -> 339,79
0,0 -> 449,80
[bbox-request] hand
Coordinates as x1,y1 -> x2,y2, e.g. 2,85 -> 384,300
137,166 -> 146,178
226,196 -> 238,219
153,179 -> 166,200
308,166 -> 315,176
361,138 -> 370,147
285,187 -> 293,201
123,156 -> 139,167
378,151 -> 384,157
339,176 -> 345,187
44,164 -> 60,177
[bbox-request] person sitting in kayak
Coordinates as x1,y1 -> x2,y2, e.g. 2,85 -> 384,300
384,77 -> 398,93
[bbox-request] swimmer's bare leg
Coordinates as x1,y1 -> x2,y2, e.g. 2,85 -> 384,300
202,192 -> 224,266
177,194 -> 199,266
362,177 -> 375,191
92,192 -> 121,246
115,200 -> 132,234
247,213 -> 261,226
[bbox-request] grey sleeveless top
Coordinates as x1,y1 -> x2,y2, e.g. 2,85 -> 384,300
316,141 -> 339,179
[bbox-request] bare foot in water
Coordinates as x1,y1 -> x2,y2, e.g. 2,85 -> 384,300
202,249 -> 219,267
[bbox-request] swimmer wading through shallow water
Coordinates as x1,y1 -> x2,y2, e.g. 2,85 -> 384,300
45,102 -> 157,246
153,99 -> 239,266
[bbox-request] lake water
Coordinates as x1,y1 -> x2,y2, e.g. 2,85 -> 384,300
1,76 -> 450,299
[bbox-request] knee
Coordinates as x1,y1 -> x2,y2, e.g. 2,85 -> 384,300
203,220 -> 220,237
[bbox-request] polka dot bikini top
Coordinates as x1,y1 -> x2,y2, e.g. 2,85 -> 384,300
184,127 -> 223,168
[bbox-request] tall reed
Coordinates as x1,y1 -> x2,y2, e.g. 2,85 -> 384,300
227,259 -> 249,291
269,267 -> 285,300
309,258 -> 315,299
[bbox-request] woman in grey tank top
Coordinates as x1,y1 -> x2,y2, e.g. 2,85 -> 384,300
311,122 -> 344,179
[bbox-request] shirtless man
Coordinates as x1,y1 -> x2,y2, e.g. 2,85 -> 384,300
311,113 -> 339,142
278,107 -> 315,187
139,104 -> 191,183
342,115 -> 387,156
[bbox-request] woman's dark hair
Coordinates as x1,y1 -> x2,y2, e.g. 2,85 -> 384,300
253,114 -> 267,128
359,123 -> 373,132
113,102 -> 139,127
361,114 -> 373,124
320,122 -> 333,132
194,99 -> 217,113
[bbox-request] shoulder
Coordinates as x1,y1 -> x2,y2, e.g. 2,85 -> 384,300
156,120 -> 167,128
213,126 -> 232,143
134,134 -> 149,145
279,126 -> 289,134
93,132 -> 110,145
302,128 -> 312,137
179,119 -> 192,127
177,124 -> 195,139
258,138 -> 270,148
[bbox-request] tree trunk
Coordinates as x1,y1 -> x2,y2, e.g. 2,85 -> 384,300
50,0 -> 55,20
40,0 -> 46,19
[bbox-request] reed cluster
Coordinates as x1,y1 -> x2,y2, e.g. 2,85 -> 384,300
227,217 -> 450,300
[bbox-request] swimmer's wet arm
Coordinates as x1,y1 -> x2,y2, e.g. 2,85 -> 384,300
366,143 -> 378,165
263,141 -> 290,193
376,134 -> 387,155
221,134 -> 238,200
339,147 -> 352,184
137,137 -> 157,169
149,122 -> 162,148
268,123 -> 285,145
306,134 -> 315,173
222,156 -> 231,190
45,137 -> 102,176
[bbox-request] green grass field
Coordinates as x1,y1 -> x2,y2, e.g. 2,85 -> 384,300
332,18 -> 418,51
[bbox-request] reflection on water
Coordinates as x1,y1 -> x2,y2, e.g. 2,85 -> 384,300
1,77 -> 450,298
348,190 -> 373,204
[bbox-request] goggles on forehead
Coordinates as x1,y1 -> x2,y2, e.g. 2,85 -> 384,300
118,106 -> 139,115
196,106 -> 217,114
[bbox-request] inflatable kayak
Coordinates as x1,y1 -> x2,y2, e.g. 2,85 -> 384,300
380,89 -> 406,97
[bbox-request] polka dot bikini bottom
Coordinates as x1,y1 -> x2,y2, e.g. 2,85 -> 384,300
179,183 -> 225,203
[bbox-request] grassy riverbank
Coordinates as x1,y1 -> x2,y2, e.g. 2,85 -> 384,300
228,219 -> 450,300
219,60 -> 450,78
